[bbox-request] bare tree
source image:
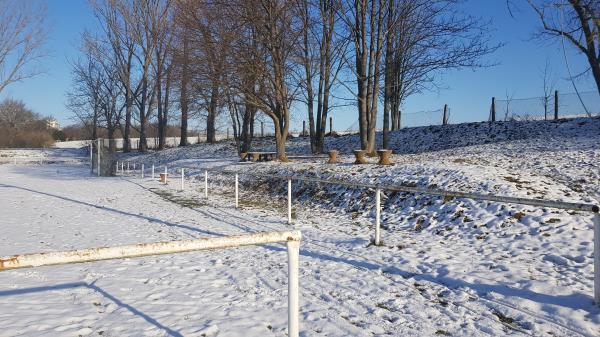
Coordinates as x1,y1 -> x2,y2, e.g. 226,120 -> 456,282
338,0 -> 387,154
90,0 -> 138,152
527,0 -> 600,96
382,0 -> 499,148
0,0 -> 46,94
297,0 -> 347,154
540,59 -> 556,120
231,0 -> 302,160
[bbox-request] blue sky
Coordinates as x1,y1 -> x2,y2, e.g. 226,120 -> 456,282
0,0 -> 597,131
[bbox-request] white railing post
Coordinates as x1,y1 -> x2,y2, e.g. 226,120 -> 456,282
181,168 -> 185,191
89,143 -> 93,173
97,139 -> 101,177
116,161 -> 119,174
152,164 -> 155,179
375,188 -> 381,246
127,162 -> 130,174
141,164 -> 144,179
204,170 -> 208,198
287,240 -> 300,337
288,179 -> 292,224
595,213 -> 600,305
121,161 -> 124,173
235,173 -> 239,208
133,163 -> 136,171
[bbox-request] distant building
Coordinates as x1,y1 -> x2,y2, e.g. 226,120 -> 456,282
47,119 -> 60,129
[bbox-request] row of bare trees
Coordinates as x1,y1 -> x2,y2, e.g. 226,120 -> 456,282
68,0 -> 497,159
67,0 -> 597,159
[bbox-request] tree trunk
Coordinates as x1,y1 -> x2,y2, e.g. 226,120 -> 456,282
206,84 -> 218,143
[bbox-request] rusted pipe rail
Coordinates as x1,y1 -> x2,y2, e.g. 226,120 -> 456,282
0,231 -> 302,337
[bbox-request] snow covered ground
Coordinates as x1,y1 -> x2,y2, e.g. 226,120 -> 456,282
1,117 -> 599,336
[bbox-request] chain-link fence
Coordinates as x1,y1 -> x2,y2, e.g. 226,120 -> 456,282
493,90 -> 599,121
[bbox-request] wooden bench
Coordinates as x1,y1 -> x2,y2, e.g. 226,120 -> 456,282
243,152 -> 277,162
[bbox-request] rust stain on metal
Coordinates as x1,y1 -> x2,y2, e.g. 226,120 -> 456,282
0,256 -> 19,270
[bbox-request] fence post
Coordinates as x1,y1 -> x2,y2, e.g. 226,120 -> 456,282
288,179 -> 292,224
116,161 -> 119,174
133,163 -> 136,171
329,117 -> 333,134
443,104 -> 448,125
181,168 -> 185,191
374,188 -> 381,246
141,164 -> 144,179
127,162 -> 130,174
235,173 -> 239,208
302,121 -> 306,136
554,90 -> 559,120
152,164 -> 155,179
121,162 -> 124,173
491,97 -> 496,122
204,170 -> 208,198
261,122 -> 264,138
595,213 -> 600,305
97,139 -> 101,177
287,239 -> 300,337
89,143 -> 93,174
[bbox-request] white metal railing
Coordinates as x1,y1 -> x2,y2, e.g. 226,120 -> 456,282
116,161 -> 600,306
0,230 -> 302,337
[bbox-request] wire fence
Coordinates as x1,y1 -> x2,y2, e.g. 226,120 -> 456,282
494,91 -> 600,121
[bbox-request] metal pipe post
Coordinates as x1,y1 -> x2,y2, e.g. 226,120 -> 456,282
595,213 -> 600,305
235,173 -> 239,208
287,240 -> 300,337
288,179 -> 292,224
181,168 -> 185,190
204,170 -> 208,198
375,188 -> 381,246
97,139 -> 100,177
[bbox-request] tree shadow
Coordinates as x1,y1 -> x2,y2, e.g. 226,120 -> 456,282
0,183 -> 223,238
0,281 -> 183,337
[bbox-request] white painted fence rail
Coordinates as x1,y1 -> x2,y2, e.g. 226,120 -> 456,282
0,230 -> 302,337
118,161 -> 600,306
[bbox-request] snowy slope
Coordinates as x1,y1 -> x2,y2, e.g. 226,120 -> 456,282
1,117 -> 599,336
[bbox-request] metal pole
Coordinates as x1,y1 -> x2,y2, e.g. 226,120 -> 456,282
89,143 -> 93,174
235,173 -> 239,208
375,188 -> 381,246
152,164 -> 155,179
287,240 -> 300,337
121,162 -> 124,173
554,90 -> 559,120
97,139 -> 100,177
133,163 -> 136,171
127,162 -> 130,174
181,168 -> 185,191
288,179 -> 292,224
595,213 -> 600,305
204,170 -> 208,198
141,164 -> 144,179
116,161 -> 119,174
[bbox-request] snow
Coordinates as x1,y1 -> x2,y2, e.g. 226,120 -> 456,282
1,116 -> 600,336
